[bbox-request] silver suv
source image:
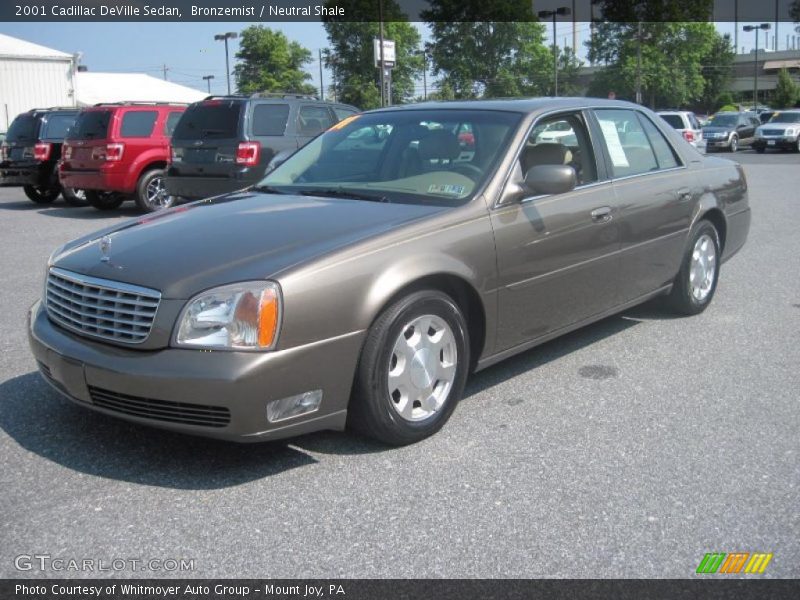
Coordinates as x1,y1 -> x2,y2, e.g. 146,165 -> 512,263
657,111 -> 703,147
753,110 -> 800,153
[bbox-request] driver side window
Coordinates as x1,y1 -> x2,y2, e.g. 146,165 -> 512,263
522,113 -> 598,186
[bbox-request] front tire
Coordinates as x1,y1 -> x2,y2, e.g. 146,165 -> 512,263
86,190 -> 125,211
349,290 -> 470,446
665,220 -> 721,316
795,137 -> 800,153
61,187 -> 89,207
728,135 -> 738,153
23,185 -> 59,204
135,168 -> 175,212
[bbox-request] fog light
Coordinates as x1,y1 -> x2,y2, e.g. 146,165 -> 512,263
266,390 -> 322,423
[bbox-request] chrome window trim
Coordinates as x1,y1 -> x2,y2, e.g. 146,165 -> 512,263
48,267 -> 162,300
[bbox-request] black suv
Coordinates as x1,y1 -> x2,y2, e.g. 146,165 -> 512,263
165,94 -> 359,200
0,107 -> 86,205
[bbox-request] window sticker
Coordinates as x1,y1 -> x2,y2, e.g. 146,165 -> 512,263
598,120 -> 630,168
428,183 -> 465,196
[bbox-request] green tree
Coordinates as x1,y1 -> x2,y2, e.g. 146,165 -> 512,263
322,0 -> 422,109
423,1 -> 552,99
698,33 -> 735,113
773,68 -> 800,108
234,26 -> 316,95
587,21 -> 724,108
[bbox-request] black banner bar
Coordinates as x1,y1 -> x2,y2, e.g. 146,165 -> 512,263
2,580 -> 800,600
2,0 -> 800,23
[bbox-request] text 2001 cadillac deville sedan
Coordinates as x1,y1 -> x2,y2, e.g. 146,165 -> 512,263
29,98 -> 750,445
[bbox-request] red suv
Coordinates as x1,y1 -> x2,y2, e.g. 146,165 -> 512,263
59,102 -> 186,212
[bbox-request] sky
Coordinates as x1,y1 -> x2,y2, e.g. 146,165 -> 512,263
1,20 -> 798,97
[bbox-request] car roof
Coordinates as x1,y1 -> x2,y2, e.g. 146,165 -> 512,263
368,97 -> 647,115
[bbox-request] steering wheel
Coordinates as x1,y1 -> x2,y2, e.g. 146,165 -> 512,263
449,163 -> 483,179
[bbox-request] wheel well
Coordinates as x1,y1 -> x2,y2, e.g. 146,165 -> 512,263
376,274 -> 487,372
138,161 -> 168,181
700,208 -> 727,252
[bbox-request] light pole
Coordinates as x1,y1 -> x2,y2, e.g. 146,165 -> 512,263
538,6 -> 571,96
743,23 -> 771,109
214,31 -> 238,95
202,75 -> 214,94
415,46 -> 428,100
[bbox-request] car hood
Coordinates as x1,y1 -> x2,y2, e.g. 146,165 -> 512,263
52,191 -> 446,298
702,127 -> 733,134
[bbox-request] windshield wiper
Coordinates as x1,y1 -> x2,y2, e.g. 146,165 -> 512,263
250,184 -> 288,194
296,188 -> 389,203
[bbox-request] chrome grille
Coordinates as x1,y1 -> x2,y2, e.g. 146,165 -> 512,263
761,129 -> 784,136
46,267 -> 161,344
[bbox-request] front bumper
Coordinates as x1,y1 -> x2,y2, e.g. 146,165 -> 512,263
28,301 -> 364,442
704,137 -> 732,149
752,137 -> 798,150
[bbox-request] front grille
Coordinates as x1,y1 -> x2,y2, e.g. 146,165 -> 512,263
88,386 -> 231,428
761,129 -> 785,136
46,267 -> 161,344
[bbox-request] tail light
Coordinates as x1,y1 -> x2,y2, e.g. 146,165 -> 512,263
34,142 -> 52,161
682,130 -> 695,143
92,143 -> 125,162
236,141 -> 261,166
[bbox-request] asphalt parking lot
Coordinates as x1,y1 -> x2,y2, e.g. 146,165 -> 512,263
0,148 -> 798,579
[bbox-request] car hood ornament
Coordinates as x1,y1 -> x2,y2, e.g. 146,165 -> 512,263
99,235 -> 112,262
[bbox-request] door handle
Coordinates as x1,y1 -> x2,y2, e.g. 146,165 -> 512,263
590,206 -> 612,223
677,188 -> 692,202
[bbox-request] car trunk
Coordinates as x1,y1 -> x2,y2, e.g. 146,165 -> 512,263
65,110 -> 112,170
170,100 -> 244,178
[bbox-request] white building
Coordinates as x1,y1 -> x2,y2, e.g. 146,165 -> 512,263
1,33 -> 206,131
0,33 -> 77,130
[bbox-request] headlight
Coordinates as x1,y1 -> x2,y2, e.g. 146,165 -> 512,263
175,281 -> 281,350
755,129 -> 763,137
784,128 -> 797,137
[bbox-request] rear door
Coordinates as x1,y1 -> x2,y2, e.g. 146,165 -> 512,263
593,108 -> 695,301
169,100 -> 244,178
65,110 -> 112,171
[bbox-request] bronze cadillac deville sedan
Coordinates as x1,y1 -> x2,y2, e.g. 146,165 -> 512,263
28,98 -> 750,445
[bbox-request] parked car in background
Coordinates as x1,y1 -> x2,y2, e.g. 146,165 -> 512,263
753,110 -> 800,153
657,110 -> 703,147
165,93 -> 359,203
702,112 -> 760,152
59,102 -> 187,212
0,107 -> 85,205
30,98 -> 750,446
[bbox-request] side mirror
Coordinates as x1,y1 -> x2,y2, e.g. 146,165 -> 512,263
523,164 -> 577,196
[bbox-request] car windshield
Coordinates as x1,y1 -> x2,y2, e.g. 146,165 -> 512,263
660,114 -> 685,129
707,115 -> 737,128
172,100 -> 242,139
258,109 -> 522,206
769,113 -> 800,124
68,111 -> 111,139
6,114 -> 38,142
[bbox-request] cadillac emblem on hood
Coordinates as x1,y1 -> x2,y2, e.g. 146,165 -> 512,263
99,235 -> 112,262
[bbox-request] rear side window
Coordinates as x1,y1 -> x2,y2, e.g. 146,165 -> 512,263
688,114 -> 700,129
252,104 -> 289,136
333,107 -> 358,120
164,111 -> 183,136
6,115 -> 39,142
298,106 -> 335,136
172,102 -> 242,140
68,111 -> 111,139
41,114 -> 77,140
595,109 -> 658,178
637,114 -> 680,169
659,114 -> 684,130
120,111 -> 158,137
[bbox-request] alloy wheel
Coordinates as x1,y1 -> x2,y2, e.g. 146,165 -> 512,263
689,233 -> 717,302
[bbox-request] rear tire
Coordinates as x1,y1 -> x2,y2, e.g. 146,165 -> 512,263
665,220 -> 721,316
23,185 -> 59,204
135,168 -> 175,212
348,290 -> 470,446
61,187 -> 89,207
86,190 -> 125,211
